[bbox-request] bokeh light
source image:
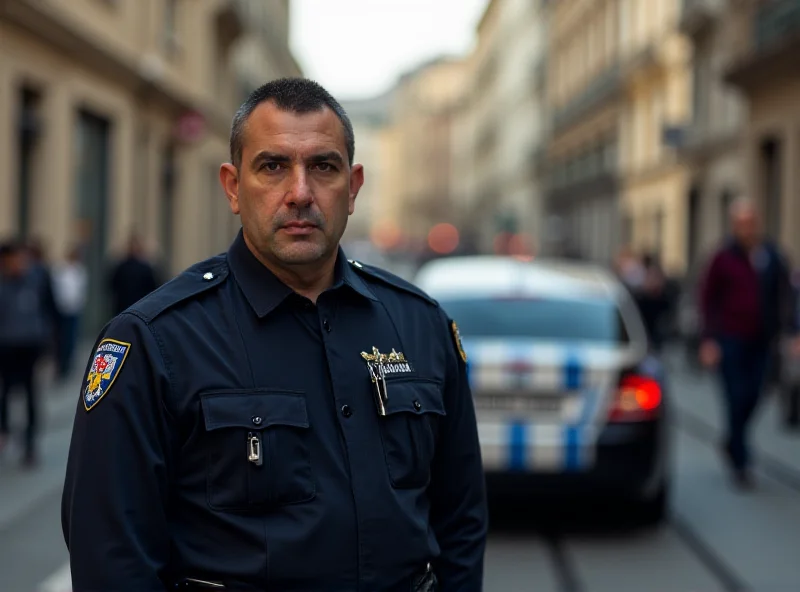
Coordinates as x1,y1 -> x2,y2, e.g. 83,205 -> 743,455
370,219 -> 404,251
427,223 -> 460,254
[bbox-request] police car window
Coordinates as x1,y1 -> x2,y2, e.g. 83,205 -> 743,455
440,297 -> 630,343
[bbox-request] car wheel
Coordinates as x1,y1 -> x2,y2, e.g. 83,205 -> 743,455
636,482 -> 669,527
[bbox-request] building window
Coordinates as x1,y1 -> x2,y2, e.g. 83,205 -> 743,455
622,213 -> 633,246
160,143 -> 177,275
692,53 -> 708,126
74,110 -> 112,336
761,138 -> 782,240
653,208 -> 664,257
720,189 -> 735,236
604,140 -> 617,170
687,186 -> 701,266
164,0 -> 179,54
17,87 -> 43,240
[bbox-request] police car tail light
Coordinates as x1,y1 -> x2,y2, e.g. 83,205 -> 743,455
608,374 -> 662,422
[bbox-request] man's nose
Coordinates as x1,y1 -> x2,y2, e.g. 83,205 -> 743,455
286,166 -> 313,207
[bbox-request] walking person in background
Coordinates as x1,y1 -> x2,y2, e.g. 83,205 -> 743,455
26,238 -> 60,361
108,234 -> 159,316
634,252 -> 671,352
698,198 -> 800,489
0,240 -> 59,466
614,245 -> 645,292
52,246 -> 88,380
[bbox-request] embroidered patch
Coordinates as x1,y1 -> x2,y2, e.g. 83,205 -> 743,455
451,321 -> 467,363
84,339 -> 131,411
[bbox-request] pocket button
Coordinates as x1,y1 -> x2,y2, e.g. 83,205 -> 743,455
252,416 -> 262,426
341,405 -> 353,418
413,400 -> 422,411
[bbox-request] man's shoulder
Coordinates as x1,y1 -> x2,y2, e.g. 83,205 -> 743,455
127,254 -> 229,323
347,259 -> 439,308
709,241 -> 738,265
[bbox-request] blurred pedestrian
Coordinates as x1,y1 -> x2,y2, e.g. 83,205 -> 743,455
0,239 -> 59,466
62,77 -> 487,591
52,246 -> 88,380
698,197 -> 800,488
108,234 -> 159,316
634,252 -> 671,352
614,245 -> 645,292
26,238 -> 60,354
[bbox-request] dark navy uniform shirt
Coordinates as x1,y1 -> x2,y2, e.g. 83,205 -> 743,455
62,230 -> 488,591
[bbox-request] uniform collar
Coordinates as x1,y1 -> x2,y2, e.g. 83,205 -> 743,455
338,250 -> 379,302
227,229 -> 376,318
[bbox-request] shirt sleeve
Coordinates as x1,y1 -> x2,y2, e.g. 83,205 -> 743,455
61,312 -> 175,592
427,310 -> 488,592
698,253 -> 722,340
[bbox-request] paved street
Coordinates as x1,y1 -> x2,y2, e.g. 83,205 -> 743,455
1,345 -> 800,591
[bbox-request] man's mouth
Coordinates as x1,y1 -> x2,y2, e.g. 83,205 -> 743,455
280,221 -> 317,235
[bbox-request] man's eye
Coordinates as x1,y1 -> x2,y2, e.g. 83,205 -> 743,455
262,162 -> 281,171
314,163 -> 334,172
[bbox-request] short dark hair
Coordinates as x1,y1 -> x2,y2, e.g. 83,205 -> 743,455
229,78 -> 355,168
0,239 -> 22,258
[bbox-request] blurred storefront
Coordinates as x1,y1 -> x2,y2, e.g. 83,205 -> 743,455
453,0 -> 547,255
678,0 -> 747,273
340,91 -> 397,246
542,0 -> 625,266
340,58 -> 469,261
618,0 -> 693,277
390,58 -> 467,246
725,0 -> 800,266
0,0 -> 300,334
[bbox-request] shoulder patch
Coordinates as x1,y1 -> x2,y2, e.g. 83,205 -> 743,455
84,338 -> 131,411
348,260 -> 438,306
130,255 -> 229,322
451,320 -> 468,363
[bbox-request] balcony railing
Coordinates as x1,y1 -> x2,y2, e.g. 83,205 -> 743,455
681,0 -> 723,15
680,0 -> 724,34
755,0 -> 800,51
552,62 -> 621,133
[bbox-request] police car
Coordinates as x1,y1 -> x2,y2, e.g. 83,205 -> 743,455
414,256 -> 670,524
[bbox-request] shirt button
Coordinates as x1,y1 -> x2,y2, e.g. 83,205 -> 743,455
252,416 -> 262,426
323,319 -> 331,332
413,400 -> 422,411
341,405 -> 352,418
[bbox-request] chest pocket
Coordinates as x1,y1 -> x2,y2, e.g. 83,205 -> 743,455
200,390 -> 315,511
379,378 -> 446,489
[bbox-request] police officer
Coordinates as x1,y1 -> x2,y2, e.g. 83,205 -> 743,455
61,78 -> 488,591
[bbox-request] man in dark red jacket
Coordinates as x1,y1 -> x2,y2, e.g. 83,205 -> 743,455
699,198 -> 800,488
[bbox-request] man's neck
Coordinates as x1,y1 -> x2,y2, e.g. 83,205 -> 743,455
269,261 -> 336,303
243,236 -> 337,303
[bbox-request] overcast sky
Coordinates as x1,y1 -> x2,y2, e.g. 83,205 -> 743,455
289,0 -> 489,101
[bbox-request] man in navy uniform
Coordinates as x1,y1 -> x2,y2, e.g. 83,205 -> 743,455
61,78 -> 488,591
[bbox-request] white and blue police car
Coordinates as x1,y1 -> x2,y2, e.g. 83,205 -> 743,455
415,255 -> 669,524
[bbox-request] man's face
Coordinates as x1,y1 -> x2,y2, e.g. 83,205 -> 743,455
731,206 -> 760,249
220,102 -> 363,268
2,251 -> 26,276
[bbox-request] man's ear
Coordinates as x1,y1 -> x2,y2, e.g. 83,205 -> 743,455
220,163 -> 240,215
348,163 -> 364,216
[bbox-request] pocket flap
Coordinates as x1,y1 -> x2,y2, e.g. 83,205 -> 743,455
200,390 -> 309,431
383,379 -> 446,417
